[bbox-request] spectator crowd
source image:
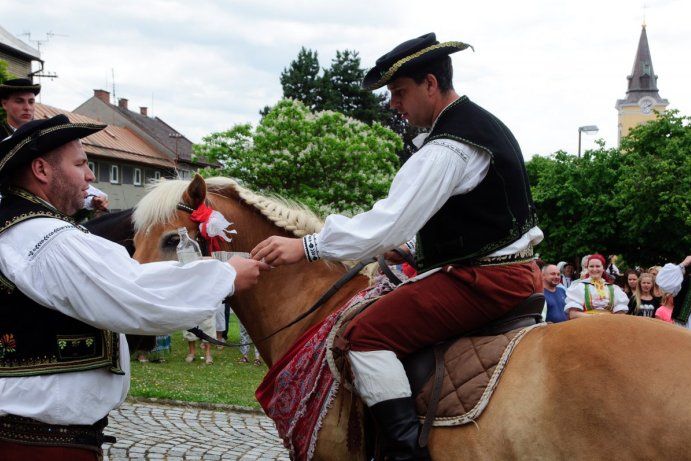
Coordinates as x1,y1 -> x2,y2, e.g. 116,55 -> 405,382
539,253 -> 691,327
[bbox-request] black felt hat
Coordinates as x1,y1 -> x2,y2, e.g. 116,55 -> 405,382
0,78 -> 41,99
362,33 -> 473,91
0,114 -> 105,181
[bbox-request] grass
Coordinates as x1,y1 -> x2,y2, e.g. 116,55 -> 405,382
128,315 -> 266,409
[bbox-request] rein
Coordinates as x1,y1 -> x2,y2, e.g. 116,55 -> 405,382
377,247 -> 417,286
175,201 -> 368,348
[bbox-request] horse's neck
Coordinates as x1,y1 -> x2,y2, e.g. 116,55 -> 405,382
234,260 -> 369,368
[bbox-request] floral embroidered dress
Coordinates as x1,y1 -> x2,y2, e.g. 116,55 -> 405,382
564,278 -> 630,314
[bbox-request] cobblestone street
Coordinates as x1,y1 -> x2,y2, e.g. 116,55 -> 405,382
103,399 -> 289,461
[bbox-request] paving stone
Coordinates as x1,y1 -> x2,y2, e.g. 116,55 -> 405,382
102,400 -> 289,460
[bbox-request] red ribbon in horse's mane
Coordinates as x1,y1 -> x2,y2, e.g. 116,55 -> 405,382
189,203 -> 236,252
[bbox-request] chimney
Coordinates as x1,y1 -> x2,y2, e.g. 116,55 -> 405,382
118,98 -> 128,110
94,89 -> 110,104
139,106 -> 148,117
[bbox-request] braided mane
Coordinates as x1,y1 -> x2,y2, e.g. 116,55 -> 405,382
132,176 -> 323,237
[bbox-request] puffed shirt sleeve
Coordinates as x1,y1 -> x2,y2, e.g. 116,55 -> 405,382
564,281 -> 585,312
314,139 -> 490,261
657,263 -> 684,297
0,219 -> 235,335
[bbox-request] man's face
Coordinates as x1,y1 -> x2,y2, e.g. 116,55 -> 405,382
387,77 -> 434,128
1,91 -> 36,128
543,265 -> 561,288
44,140 -> 95,216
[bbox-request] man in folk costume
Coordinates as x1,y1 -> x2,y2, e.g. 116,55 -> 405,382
0,115 -> 269,460
656,255 -> 691,327
252,32 -> 543,460
0,78 -> 40,138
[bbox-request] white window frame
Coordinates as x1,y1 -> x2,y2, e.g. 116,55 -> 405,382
110,165 -> 120,184
88,161 -> 96,178
134,168 -> 142,186
154,171 -> 161,180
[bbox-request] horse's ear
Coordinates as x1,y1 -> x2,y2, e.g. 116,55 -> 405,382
183,173 -> 207,208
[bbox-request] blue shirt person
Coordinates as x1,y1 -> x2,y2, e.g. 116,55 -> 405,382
543,264 -> 568,322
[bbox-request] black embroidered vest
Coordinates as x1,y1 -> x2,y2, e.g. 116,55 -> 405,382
415,97 -> 539,272
0,188 -> 122,377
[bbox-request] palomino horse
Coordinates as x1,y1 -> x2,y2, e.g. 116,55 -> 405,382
131,175 -> 691,460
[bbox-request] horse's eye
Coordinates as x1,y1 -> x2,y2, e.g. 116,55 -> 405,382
163,234 -> 180,249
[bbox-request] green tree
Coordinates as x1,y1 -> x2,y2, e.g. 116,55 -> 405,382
0,60 -> 13,121
321,50 -> 387,125
278,47 -> 322,112
527,145 -> 624,265
527,110 -> 691,267
614,110 -> 691,264
195,99 -> 402,216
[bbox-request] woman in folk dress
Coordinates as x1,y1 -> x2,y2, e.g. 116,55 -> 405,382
565,254 -> 629,319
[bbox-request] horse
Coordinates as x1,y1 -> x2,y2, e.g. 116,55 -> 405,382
130,174 -> 691,460
84,209 -> 136,256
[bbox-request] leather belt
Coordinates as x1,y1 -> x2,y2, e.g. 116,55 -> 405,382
0,414 -> 115,452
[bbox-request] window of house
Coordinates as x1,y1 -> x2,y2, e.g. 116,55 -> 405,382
110,165 -> 120,184
134,168 -> 142,186
154,171 -> 161,180
88,161 -> 96,180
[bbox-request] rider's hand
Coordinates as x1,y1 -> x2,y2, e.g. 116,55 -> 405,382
382,244 -> 411,265
229,256 -> 271,293
251,236 -> 305,267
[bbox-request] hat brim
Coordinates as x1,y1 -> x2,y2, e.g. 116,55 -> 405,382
362,41 -> 473,90
0,84 -> 41,99
0,122 -> 104,180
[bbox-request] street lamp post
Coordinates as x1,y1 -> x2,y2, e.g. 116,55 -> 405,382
577,125 -> 599,157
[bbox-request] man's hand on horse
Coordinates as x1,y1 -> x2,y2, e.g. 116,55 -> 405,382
92,195 -> 109,212
229,255 -> 272,293
251,236 -> 304,267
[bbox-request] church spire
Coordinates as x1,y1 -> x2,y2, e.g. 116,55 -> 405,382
615,24 -> 669,143
622,24 -> 662,103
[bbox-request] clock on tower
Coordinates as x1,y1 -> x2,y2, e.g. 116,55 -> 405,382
639,98 -> 654,114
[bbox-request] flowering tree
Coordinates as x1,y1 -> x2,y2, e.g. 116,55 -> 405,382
195,99 -> 402,216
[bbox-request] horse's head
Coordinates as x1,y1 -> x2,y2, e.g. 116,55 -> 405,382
132,174 -> 210,263
132,173 -> 326,263
131,173 -> 371,365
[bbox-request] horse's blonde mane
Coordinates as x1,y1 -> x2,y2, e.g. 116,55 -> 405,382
132,176 -> 324,238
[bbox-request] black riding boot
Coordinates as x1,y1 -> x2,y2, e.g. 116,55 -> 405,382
369,397 -> 431,461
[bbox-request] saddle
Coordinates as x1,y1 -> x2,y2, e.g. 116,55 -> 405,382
330,292 -> 545,445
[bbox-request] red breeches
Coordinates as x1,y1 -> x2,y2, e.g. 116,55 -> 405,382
343,261 -> 541,356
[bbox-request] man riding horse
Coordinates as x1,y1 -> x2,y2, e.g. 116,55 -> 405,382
252,32 -> 543,460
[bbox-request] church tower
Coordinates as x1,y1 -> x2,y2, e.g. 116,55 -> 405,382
615,24 -> 669,143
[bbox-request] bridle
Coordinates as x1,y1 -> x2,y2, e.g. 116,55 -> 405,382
176,202 -> 211,256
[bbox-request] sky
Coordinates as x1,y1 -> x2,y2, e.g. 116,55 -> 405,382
1,0 -> 689,159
